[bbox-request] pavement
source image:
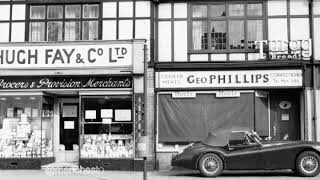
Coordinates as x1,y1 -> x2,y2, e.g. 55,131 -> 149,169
0,168 -> 320,180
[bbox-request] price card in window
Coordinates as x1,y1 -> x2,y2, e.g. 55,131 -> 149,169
102,118 -> 112,124
115,109 -> 131,121
101,109 -> 113,118
64,121 -> 74,129
85,110 -> 96,119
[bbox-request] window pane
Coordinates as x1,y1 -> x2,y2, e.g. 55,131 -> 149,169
315,0 -> 320,15
268,0 -> 287,16
47,21 -> 62,41
209,5 -> 225,17
30,6 -> 45,19
11,22 -> 25,42
268,18 -> 287,41
83,4 -> 99,18
47,6 -> 63,19
0,5 -> 10,20
290,0 -> 308,15
229,21 -> 244,49
192,21 -> 208,50
247,4 -> 262,16
66,5 -> 81,18
103,2 -> 116,18
12,5 -> 26,20
314,18 -> 320,60
229,4 -> 244,16
82,21 -> 98,40
158,21 -> 171,61
119,20 -> 133,39
247,20 -> 263,49
65,21 -> 81,41
103,20 -> 116,40
0,23 -> 9,42
290,18 -> 309,39
30,22 -> 45,41
192,5 -> 207,18
210,21 -> 226,50
174,3 -> 187,18
158,3 -> 171,19
119,2 -> 133,17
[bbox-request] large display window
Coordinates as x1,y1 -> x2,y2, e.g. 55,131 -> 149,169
80,95 -> 134,158
157,91 -> 269,151
0,94 -> 53,158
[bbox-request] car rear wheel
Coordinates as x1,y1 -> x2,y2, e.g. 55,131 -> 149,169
198,153 -> 223,177
296,151 -> 320,177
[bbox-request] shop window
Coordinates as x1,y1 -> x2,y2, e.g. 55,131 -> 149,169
157,92 -> 270,151
0,95 -> 53,158
28,4 -> 100,42
190,2 -> 264,52
80,96 -> 134,158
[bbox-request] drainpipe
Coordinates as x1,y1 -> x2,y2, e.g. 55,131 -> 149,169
310,0 -> 317,141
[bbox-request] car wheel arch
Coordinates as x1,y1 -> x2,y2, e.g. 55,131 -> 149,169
295,148 -> 320,164
195,152 -> 226,170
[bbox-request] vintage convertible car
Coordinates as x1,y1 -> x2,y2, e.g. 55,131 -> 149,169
171,130 -> 320,177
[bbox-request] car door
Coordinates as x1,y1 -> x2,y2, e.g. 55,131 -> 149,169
224,132 -> 265,170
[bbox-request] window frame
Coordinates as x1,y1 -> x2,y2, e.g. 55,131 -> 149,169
27,3 -> 101,42
188,1 -> 266,54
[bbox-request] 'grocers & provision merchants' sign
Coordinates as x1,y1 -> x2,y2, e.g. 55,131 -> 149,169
0,76 -> 132,89
0,42 -> 132,68
156,70 -> 302,88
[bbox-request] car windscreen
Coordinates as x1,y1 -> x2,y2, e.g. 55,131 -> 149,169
201,130 -> 232,146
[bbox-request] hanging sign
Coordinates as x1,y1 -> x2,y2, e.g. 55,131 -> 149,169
0,76 -> 132,89
255,39 -> 312,60
0,42 -> 132,68
172,91 -> 196,98
156,70 -> 302,88
216,91 -> 240,98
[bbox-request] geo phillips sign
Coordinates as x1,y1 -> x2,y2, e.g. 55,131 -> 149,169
156,70 -> 303,88
0,42 -> 132,68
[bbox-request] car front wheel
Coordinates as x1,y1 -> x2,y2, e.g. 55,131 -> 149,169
198,153 -> 223,177
296,151 -> 320,177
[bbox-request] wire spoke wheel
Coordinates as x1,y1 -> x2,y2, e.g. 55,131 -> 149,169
296,151 -> 320,177
203,157 -> 219,174
198,153 -> 223,177
300,156 -> 319,174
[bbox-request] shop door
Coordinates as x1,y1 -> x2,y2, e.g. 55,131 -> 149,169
270,92 -> 300,140
60,103 -> 79,150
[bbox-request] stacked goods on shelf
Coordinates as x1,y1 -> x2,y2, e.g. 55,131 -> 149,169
0,116 -> 53,158
81,134 -> 134,158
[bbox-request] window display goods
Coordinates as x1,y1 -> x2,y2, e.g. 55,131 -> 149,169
81,134 -> 133,158
0,116 -> 53,158
0,95 -> 54,159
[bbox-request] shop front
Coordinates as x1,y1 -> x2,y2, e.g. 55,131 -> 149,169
155,69 -> 305,168
0,40 -> 147,170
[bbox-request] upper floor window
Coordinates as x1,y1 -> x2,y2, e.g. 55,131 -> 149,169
29,4 -> 99,42
191,2 -> 264,52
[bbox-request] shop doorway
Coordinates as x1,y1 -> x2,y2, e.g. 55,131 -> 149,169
270,91 -> 301,140
60,103 -> 79,150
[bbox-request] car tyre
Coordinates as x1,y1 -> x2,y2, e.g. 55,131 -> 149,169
296,151 -> 320,177
198,153 -> 223,177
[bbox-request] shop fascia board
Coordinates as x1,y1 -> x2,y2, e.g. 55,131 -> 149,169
154,61 -> 308,70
